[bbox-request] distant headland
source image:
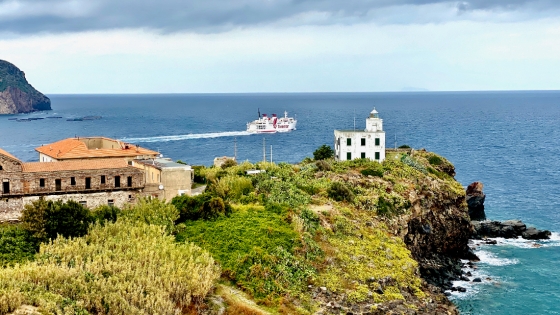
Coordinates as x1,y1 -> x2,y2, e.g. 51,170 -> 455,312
0,59 -> 51,114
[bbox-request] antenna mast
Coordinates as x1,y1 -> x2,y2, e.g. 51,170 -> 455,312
353,109 -> 356,131
395,134 -> 397,150
270,145 -> 273,163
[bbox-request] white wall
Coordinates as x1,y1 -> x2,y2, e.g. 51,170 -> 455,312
334,130 -> 385,162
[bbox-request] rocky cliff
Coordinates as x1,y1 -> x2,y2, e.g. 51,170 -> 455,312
0,60 -> 51,114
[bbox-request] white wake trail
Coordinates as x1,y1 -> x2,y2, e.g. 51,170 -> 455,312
121,131 -> 251,143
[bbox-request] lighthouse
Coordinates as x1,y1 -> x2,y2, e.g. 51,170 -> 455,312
334,108 -> 386,162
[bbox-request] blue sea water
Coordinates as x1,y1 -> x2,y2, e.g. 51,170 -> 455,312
1,91 -> 559,314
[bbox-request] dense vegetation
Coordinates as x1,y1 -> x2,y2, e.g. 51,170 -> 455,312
0,60 -> 37,94
0,147 -> 462,314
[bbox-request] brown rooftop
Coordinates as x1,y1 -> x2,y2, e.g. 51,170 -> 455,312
22,159 -> 131,173
35,137 -> 159,160
0,148 -> 21,162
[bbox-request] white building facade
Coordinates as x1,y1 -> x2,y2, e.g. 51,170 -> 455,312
334,109 -> 386,162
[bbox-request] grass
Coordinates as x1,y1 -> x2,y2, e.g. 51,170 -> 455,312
176,205 -> 315,305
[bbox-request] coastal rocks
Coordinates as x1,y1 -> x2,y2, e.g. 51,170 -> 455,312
466,182 -> 486,221
0,60 -> 51,114
471,220 -> 551,240
522,227 -> 552,240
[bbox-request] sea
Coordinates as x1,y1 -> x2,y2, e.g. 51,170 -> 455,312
1,91 -> 559,314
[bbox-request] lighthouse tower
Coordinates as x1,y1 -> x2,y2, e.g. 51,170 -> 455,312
334,108 -> 386,162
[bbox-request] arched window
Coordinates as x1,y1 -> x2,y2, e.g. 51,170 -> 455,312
0,165 -> 3,170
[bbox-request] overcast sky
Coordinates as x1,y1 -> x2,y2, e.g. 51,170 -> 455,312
1,0 -> 560,93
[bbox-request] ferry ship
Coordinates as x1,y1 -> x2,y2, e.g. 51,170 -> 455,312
247,110 -> 297,134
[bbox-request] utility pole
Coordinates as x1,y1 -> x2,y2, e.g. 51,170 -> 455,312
353,109 -> 356,131
270,145 -> 273,163
395,134 -> 397,150
263,138 -> 266,162
234,137 -> 237,160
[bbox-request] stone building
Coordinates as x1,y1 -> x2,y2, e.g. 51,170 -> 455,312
0,149 -> 144,221
0,136 -> 193,222
334,108 -> 386,162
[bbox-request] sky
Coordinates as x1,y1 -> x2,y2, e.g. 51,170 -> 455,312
1,0 -> 560,93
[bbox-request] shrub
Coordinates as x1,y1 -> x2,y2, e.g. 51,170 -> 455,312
92,205 -> 121,226
20,199 -> 93,243
0,220 -> 220,314
313,144 -> 334,160
360,163 -> 384,177
0,224 -> 38,267
192,165 -> 206,183
428,155 -> 443,166
327,182 -> 355,202
221,159 -> 238,169
201,197 -> 228,220
172,193 -> 232,223
398,145 -> 411,149
122,197 -> 179,233
315,160 -> 332,172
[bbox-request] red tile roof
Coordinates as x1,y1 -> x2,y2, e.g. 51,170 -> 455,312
35,137 -> 159,160
0,148 -> 21,162
22,159 -> 132,173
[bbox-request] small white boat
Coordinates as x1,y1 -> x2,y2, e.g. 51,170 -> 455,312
246,110 -> 297,134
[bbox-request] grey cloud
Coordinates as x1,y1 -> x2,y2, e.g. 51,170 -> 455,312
0,0 -> 558,34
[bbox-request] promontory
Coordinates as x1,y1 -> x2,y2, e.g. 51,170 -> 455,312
0,59 -> 51,114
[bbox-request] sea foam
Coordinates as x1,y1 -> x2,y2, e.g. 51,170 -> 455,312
121,131 -> 251,143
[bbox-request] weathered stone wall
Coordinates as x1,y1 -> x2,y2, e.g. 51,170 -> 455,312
23,191 -> 136,211
0,197 -> 23,222
0,154 -> 23,172
0,167 -> 143,196
0,191 -> 139,222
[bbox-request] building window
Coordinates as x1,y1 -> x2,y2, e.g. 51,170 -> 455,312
55,179 -> 61,191
108,199 -> 114,206
70,177 -> 76,186
0,165 -> 3,170
127,176 -> 132,187
101,175 -> 106,184
2,181 -> 9,194
347,152 -> 352,160
85,177 -> 91,189
375,138 -> 380,146
115,176 -> 121,188
361,152 -> 366,159
347,138 -> 351,146
39,178 -> 45,187
361,138 -> 366,146
375,152 -> 380,160
79,201 -> 87,206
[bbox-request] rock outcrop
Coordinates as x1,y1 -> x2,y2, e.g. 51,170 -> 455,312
466,181 -> 486,220
472,219 -> 551,240
0,60 -> 51,114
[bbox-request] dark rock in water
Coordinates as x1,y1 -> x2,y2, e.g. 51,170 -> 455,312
473,278 -> 482,282
522,227 -> 551,240
485,239 -> 497,245
0,60 -> 51,114
501,220 -> 527,234
456,286 -> 467,292
472,220 -> 550,240
466,182 -> 486,220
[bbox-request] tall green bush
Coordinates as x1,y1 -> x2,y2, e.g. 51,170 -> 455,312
0,224 -> 38,267
327,182 -> 355,202
313,144 -> 334,160
20,199 -> 93,243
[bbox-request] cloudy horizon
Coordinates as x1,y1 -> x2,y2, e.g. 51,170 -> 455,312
2,0 -> 560,93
